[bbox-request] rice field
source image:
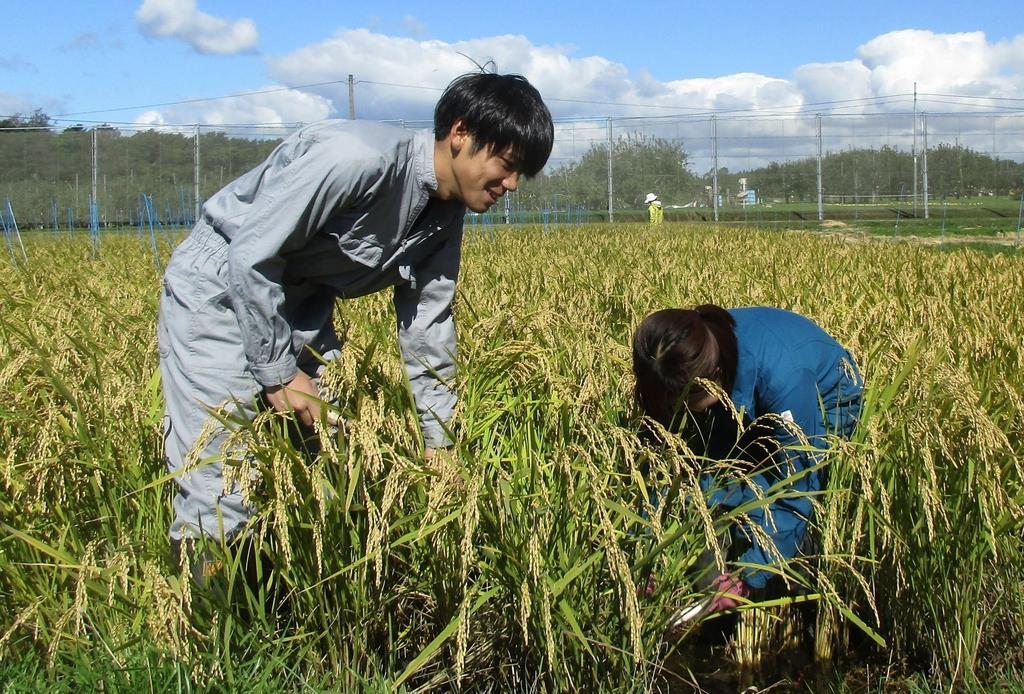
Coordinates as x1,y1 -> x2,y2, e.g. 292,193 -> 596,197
1,224 -> 1022,691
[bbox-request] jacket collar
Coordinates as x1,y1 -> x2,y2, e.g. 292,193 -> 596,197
414,128 -> 439,194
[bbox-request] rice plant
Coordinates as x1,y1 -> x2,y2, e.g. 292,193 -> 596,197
1,225 -> 1021,690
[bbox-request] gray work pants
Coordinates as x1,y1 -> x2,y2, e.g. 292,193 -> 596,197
157,223 -> 339,541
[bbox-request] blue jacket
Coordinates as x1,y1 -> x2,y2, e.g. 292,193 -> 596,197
701,307 -> 863,588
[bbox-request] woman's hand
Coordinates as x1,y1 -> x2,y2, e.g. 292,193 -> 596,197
707,572 -> 751,613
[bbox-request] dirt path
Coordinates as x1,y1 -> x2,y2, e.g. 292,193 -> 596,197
814,220 -> 1022,247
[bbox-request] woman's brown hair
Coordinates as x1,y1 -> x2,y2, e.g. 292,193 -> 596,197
631,304 -> 738,428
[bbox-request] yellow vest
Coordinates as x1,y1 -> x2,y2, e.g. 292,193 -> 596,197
648,201 -> 664,224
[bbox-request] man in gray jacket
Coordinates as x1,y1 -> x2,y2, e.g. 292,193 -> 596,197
158,72 -> 553,553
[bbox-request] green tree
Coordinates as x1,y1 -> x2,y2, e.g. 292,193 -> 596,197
520,135 -> 700,211
738,145 -> 1024,201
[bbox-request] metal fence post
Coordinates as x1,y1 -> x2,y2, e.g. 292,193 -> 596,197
922,114 -> 929,220
816,114 -> 824,222
194,124 -> 201,226
606,118 -> 614,224
712,115 -> 719,223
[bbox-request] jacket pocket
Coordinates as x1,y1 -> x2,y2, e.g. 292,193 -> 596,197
322,211 -> 388,268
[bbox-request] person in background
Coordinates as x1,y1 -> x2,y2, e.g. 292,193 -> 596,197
632,304 -> 863,614
645,192 -> 664,224
158,72 -> 554,580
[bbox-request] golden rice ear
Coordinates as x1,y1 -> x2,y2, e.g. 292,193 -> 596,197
4,221 -> 1020,688
690,376 -> 740,415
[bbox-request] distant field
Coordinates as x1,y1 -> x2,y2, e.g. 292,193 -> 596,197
10,195 -> 1020,245
668,196 -> 1019,225
489,196 -> 1024,237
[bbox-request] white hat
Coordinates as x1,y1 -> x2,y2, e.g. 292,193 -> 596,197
644,193 -> 658,204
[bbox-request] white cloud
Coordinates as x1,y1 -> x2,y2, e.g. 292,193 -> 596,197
794,60 -> 873,110
134,110 -> 166,127
254,27 -> 1024,170
993,35 -> 1024,73
260,27 -> 1024,120
135,0 -> 258,55
128,27 -> 1024,171
265,29 -> 648,122
632,69 -> 669,99
133,87 -> 332,132
259,29 -> 835,124
858,30 -> 1002,94
660,73 -> 803,113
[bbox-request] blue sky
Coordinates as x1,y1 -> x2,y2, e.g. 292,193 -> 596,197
3,0 -> 1021,130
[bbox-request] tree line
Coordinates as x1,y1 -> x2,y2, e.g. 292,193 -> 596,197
517,134 -> 704,211
0,113 -> 279,228
738,144 -> 1024,203
3,110 -> 1022,228
519,138 -> 1024,210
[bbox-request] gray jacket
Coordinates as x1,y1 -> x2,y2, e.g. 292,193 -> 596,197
200,120 -> 465,447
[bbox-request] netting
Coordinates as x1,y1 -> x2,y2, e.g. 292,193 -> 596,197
1,111 -> 1022,234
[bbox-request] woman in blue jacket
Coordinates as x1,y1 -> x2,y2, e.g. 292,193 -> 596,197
632,304 -> 863,612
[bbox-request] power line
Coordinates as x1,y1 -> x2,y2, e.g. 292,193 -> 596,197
921,92 -> 1024,103
52,78 -> 354,117
916,98 -> 1024,112
47,78 -> 918,123
7,108 -> 1023,137
356,79 -> 444,92
42,117 -> 305,130
50,78 -> 447,119
11,82 -> 1024,131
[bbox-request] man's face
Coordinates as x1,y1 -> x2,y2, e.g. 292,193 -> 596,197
451,137 -> 521,213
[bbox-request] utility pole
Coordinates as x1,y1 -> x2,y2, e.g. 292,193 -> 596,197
91,127 -> 98,222
912,82 -> 918,217
922,114 -> 929,219
712,115 -> 719,222
816,114 -> 823,222
606,118 -> 614,223
992,118 -> 997,193
194,125 -> 201,224
348,74 -> 356,120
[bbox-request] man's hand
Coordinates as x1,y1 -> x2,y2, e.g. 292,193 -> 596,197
264,372 -> 322,428
423,447 -> 456,463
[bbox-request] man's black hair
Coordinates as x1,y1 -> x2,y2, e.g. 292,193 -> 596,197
434,72 -> 554,178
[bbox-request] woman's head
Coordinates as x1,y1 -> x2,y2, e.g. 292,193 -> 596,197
631,304 -> 738,427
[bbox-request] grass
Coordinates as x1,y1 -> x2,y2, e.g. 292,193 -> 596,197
1,223 -> 1022,690
647,194 -> 1024,231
